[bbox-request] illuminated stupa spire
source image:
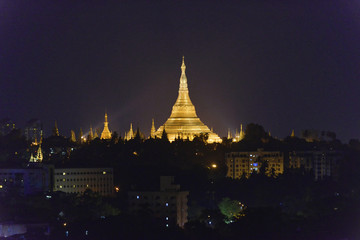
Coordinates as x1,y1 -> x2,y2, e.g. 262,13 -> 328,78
150,119 -> 156,138
239,124 -> 245,141
100,113 -> 112,140
155,57 -> 221,143
30,131 -> 43,162
53,121 -> 60,136
125,123 -> 134,140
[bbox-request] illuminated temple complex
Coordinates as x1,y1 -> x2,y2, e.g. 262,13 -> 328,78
155,57 -> 222,143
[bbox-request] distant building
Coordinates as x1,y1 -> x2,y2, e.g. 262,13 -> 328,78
53,168 -> 114,196
289,150 -> 343,180
128,176 -> 189,228
24,119 -> 42,143
226,150 -> 284,179
0,165 -> 52,195
0,118 -> 15,136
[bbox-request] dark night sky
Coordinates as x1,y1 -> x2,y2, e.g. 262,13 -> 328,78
1,1 -> 359,141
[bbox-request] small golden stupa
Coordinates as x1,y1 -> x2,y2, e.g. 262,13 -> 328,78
100,113 -> 112,140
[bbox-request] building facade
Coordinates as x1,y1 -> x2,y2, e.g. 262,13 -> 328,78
289,150 -> 342,180
0,118 -> 15,136
53,168 -> 114,196
0,165 -> 52,195
226,150 -> 284,179
128,176 -> 189,228
24,119 -> 42,143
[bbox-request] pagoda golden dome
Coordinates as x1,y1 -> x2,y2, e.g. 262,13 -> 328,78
155,57 -> 222,143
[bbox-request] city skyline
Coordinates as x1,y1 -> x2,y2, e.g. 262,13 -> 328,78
1,1 -> 359,141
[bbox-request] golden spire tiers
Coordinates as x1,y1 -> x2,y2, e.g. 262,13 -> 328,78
100,113 -> 112,139
155,57 -> 222,143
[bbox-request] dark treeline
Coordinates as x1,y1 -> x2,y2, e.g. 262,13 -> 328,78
1,124 -> 360,239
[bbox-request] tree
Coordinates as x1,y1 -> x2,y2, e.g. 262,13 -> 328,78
161,128 -> 169,142
218,197 -> 245,223
244,123 -> 267,142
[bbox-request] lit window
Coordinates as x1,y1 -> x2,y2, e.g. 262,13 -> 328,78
60,185 -> 63,188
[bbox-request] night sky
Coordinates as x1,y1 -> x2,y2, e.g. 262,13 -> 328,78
1,1 -> 359,141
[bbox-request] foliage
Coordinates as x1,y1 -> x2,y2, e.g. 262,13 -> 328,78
218,197 -> 245,223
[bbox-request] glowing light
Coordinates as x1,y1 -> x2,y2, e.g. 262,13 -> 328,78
0,185 -> 3,189
137,195 -> 140,199
115,187 -> 120,192
63,172 -> 66,175
63,223 -> 67,227
211,164 -> 217,168
103,171 -> 106,175
165,202 -> 169,206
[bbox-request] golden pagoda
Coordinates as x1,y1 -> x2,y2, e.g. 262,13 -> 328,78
125,123 -> 134,140
100,113 -> 112,139
150,119 -> 156,138
155,57 -> 222,143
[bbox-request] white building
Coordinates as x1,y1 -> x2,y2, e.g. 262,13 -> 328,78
53,168 -> 114,196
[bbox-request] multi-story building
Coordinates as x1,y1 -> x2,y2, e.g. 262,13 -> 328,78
0,165 -> 52,195
226,150 -> 284,179
24,119 -> 42,143
0,118 -> 15,136
53,168 -> 114,196
128,176 -> 189,228
289,150 -> 343,180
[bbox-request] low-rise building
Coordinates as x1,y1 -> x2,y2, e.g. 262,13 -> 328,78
128,176 -> 189,228
53,168 -> 114,196
226,150 -> 284,179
